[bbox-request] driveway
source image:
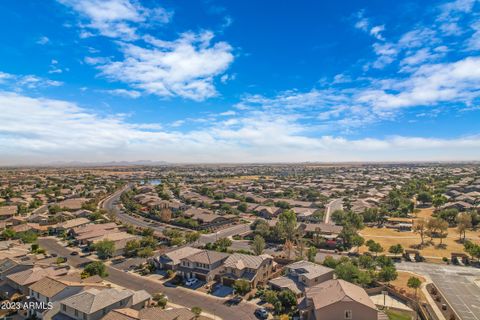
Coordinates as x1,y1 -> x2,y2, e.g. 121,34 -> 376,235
397,261 -> 480,320
38,238 -> 258,320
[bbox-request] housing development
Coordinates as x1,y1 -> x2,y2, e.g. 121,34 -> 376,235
0,163 -> 480,320
2,0 -> 480,319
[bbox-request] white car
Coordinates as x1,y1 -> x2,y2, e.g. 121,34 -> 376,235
185,278 -> 198,286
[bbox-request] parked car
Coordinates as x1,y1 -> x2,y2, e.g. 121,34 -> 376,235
185,278 -> 198,286
70,251 -> 79,256
255,308 -> 269,319
225,295 -> 242,305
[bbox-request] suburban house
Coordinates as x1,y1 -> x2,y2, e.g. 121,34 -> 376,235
220,253 -> 274,288
54,217 -> 91,233
152,246 -> 202,271
182,208 -> 237,230
0,257 -> 34,280
269,260 -> 334,296
28,275 -> 106,319
253,206 -> 282,219
103,307 -> 196,320
0,206 -> 17,220
59,288 -> 151,320
6,266 -> 69,295
300,223 -> 343,245
87,232 -> 140,256
178,250 -> 229,282
298,279 -> 383,320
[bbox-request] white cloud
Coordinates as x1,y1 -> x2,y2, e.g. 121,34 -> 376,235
102,88 -> 141,98
36,36 -> 50,45
94,31 -> 234,100
1,91 -> 480,164
370,25 -> 385,41
59,0 -> 173,40
0,72 -> 63,90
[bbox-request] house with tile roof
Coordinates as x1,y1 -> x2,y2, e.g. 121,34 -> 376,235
220,253 -> 274,288
178,250 -> 229,282
298,279 -> 382,320
269,260 -> 334,296
59,288 -> 151,320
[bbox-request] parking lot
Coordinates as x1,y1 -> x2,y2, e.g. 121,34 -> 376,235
397,262 -> 480,320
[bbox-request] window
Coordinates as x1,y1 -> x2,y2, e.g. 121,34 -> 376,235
75,309 -> 78,317
344,310 -> 352,319
62,304 -> 66,312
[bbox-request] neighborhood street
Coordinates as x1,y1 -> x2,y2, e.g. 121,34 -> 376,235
38,238 -> 258,320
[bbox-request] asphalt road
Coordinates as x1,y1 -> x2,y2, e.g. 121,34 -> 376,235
103,187 -> 252,245
38,238 -> 258,320
198,223 -> 252,245
102,186 -> 168,234
397,261 -> 480,320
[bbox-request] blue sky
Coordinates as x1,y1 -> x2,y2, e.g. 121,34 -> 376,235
1,0 -> 480,164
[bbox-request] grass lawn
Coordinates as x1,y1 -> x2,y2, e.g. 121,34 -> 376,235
359,208 -> 480,259
385,309 -> 412,320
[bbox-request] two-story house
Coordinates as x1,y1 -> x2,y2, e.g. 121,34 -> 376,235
178,250 -> 229,282
220,253 -> 274,288
59,288 -> 151,320
152,246 -> 202,271
28,275 -> 106,319
298,279 -> 383,320
269,260 -> 334,297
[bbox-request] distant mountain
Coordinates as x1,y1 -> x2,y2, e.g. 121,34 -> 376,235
45,160 -> 171,167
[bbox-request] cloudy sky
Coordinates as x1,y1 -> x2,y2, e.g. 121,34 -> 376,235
1,0 -> 480,165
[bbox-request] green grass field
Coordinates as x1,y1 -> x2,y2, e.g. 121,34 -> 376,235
385,309 -> 412,320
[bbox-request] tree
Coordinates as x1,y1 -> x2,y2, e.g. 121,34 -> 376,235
159,208 -> 172,222
323,256 -> 338,269
137,247 -> 154,257
358,255 -> 375,270
464,240 -> 480,262
389,244 -> 404,257
233,279 -> 251,295
82,261 -> 108,278
185,232 -> 200,243
142,228 -> 155,237
152,293 -> 168,309
357,270 -> 373,287
407,276 -> 422,299
191,307 -> 202,319
214,238 -> 232,252
437,209 -> 459,225
433,195 -> 447,209
378,266 -> 398,284
413,218 -> 427,246
94,240 -> 115,259
456,213 -> 472,241
283,239 -> 294,260
251,235 -> 266,255
366,240 -> 383,256
351,235 -> 365,248
278,290 -> 297,313
437,219 -> 449,245
295,237 -> 306,259
2,228 -> 16,240
278,210 -> 297,241
307,246 -> 317,262
125,239 -> 140,257
312,228 -> 326,248
335,261 -> 359,283
417,192 -> 432,205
